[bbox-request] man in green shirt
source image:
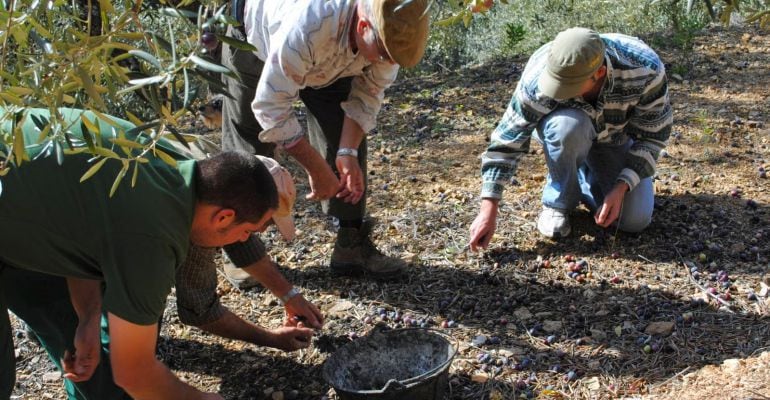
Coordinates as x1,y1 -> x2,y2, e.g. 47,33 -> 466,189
0,108 -> 282,399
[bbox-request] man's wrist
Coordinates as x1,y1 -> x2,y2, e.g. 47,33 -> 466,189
278,287 -> 301,305
336,148 -> 358,158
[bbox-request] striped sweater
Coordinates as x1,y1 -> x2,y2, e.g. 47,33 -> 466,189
481,33 -> 672,199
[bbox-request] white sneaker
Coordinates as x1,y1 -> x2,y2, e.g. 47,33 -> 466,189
537,206 -> 571,238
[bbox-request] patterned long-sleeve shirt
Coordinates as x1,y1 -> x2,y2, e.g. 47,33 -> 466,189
481,33 -> 672,199
244,0 -> 398,147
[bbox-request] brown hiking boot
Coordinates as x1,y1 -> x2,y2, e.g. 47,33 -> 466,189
330,221 -> 407,280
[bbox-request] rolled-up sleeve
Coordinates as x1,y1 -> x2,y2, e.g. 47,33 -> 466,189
223,234 -> 268,268
253,27 -> 310,148
175,245 -> 225,327
341,63 -> 398,133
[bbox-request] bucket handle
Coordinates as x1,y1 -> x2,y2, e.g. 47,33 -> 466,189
381,379 -> 407,394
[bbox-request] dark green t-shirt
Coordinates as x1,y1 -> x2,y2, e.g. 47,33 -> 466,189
0,108 -> 195,325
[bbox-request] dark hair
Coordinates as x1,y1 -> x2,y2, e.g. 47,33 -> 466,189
195,151 -> 278,223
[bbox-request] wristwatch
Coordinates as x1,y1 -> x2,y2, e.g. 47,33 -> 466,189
278,287 -> 301,305
336,148 -> 358,158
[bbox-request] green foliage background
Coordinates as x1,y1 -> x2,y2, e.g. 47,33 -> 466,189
0,0 -> 767,192
418,0 -> 769,70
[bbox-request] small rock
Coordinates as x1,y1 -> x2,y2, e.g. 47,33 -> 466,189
472,335 -> 488,347
262,296 -> 278,306
590,329 -> 607,342
644,321 -> 675,336
264,387 -> 275,396
471,372 -> 489,383
595,308 -> 610,317
722,358 -> 742,371
513,307 -> 533,320
327,300 -> 356,316
575,336 -> 592,346
583,288 -> 597,299
584,376 -> 601,391
497,347 -> 527,357
42,372 -> 60,382
543,320 -> 563,333
271,391 -> 285,400
731,242 -> 746,254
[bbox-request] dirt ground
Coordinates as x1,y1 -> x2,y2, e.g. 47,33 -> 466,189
8,25 -> 769,399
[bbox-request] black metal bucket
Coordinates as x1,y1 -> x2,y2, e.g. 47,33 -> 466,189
322,328 -> 457,400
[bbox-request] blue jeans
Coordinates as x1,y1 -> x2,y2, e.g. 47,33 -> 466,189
537,108 -> 654,232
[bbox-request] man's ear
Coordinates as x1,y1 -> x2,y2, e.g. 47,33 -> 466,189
212,208 -> 237,229
597,65 -> 607,78
356,19 -> 364,35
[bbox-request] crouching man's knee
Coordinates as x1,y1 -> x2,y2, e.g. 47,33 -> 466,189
617,178 -> 654,233
618,211 -> 652,233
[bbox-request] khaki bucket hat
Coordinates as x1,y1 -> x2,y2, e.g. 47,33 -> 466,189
371,0 -> 431,68
538,27 -> 606,100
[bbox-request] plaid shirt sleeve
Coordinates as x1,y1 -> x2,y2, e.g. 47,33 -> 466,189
175,236 -> 268,327
175,245 -> 226,327
223,235 -> 267,268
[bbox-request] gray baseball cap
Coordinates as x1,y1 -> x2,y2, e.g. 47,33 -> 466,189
538,27 -> 605,100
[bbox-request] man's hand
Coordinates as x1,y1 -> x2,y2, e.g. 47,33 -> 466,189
62,314 -> 100,382
469,198 -> 500,252
283,295 -> 324,329
284,137 -> 343,201
335,156 -> 364,204
268,324 -> 314,351
62,277 -> 103,382
306,163 -> 343,201
595,181 -> 629,228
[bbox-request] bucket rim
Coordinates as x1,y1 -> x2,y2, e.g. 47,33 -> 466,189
322,327 -> 458,395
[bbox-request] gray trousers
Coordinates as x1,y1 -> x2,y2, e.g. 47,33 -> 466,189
220,25 -> 367,221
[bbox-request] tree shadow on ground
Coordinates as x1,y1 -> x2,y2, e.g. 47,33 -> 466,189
252,191 -> 768,398
491,192 -> 768,274
158,337 -> 324,400
272,254 -> 769,398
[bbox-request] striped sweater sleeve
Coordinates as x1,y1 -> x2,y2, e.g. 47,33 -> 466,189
480,95 -> 537,199
618,60 -> 672,190
480,48 -> 552,199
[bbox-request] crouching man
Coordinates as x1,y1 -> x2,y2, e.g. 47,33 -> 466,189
470,27 -> 672,250
0,107 -> 312,399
